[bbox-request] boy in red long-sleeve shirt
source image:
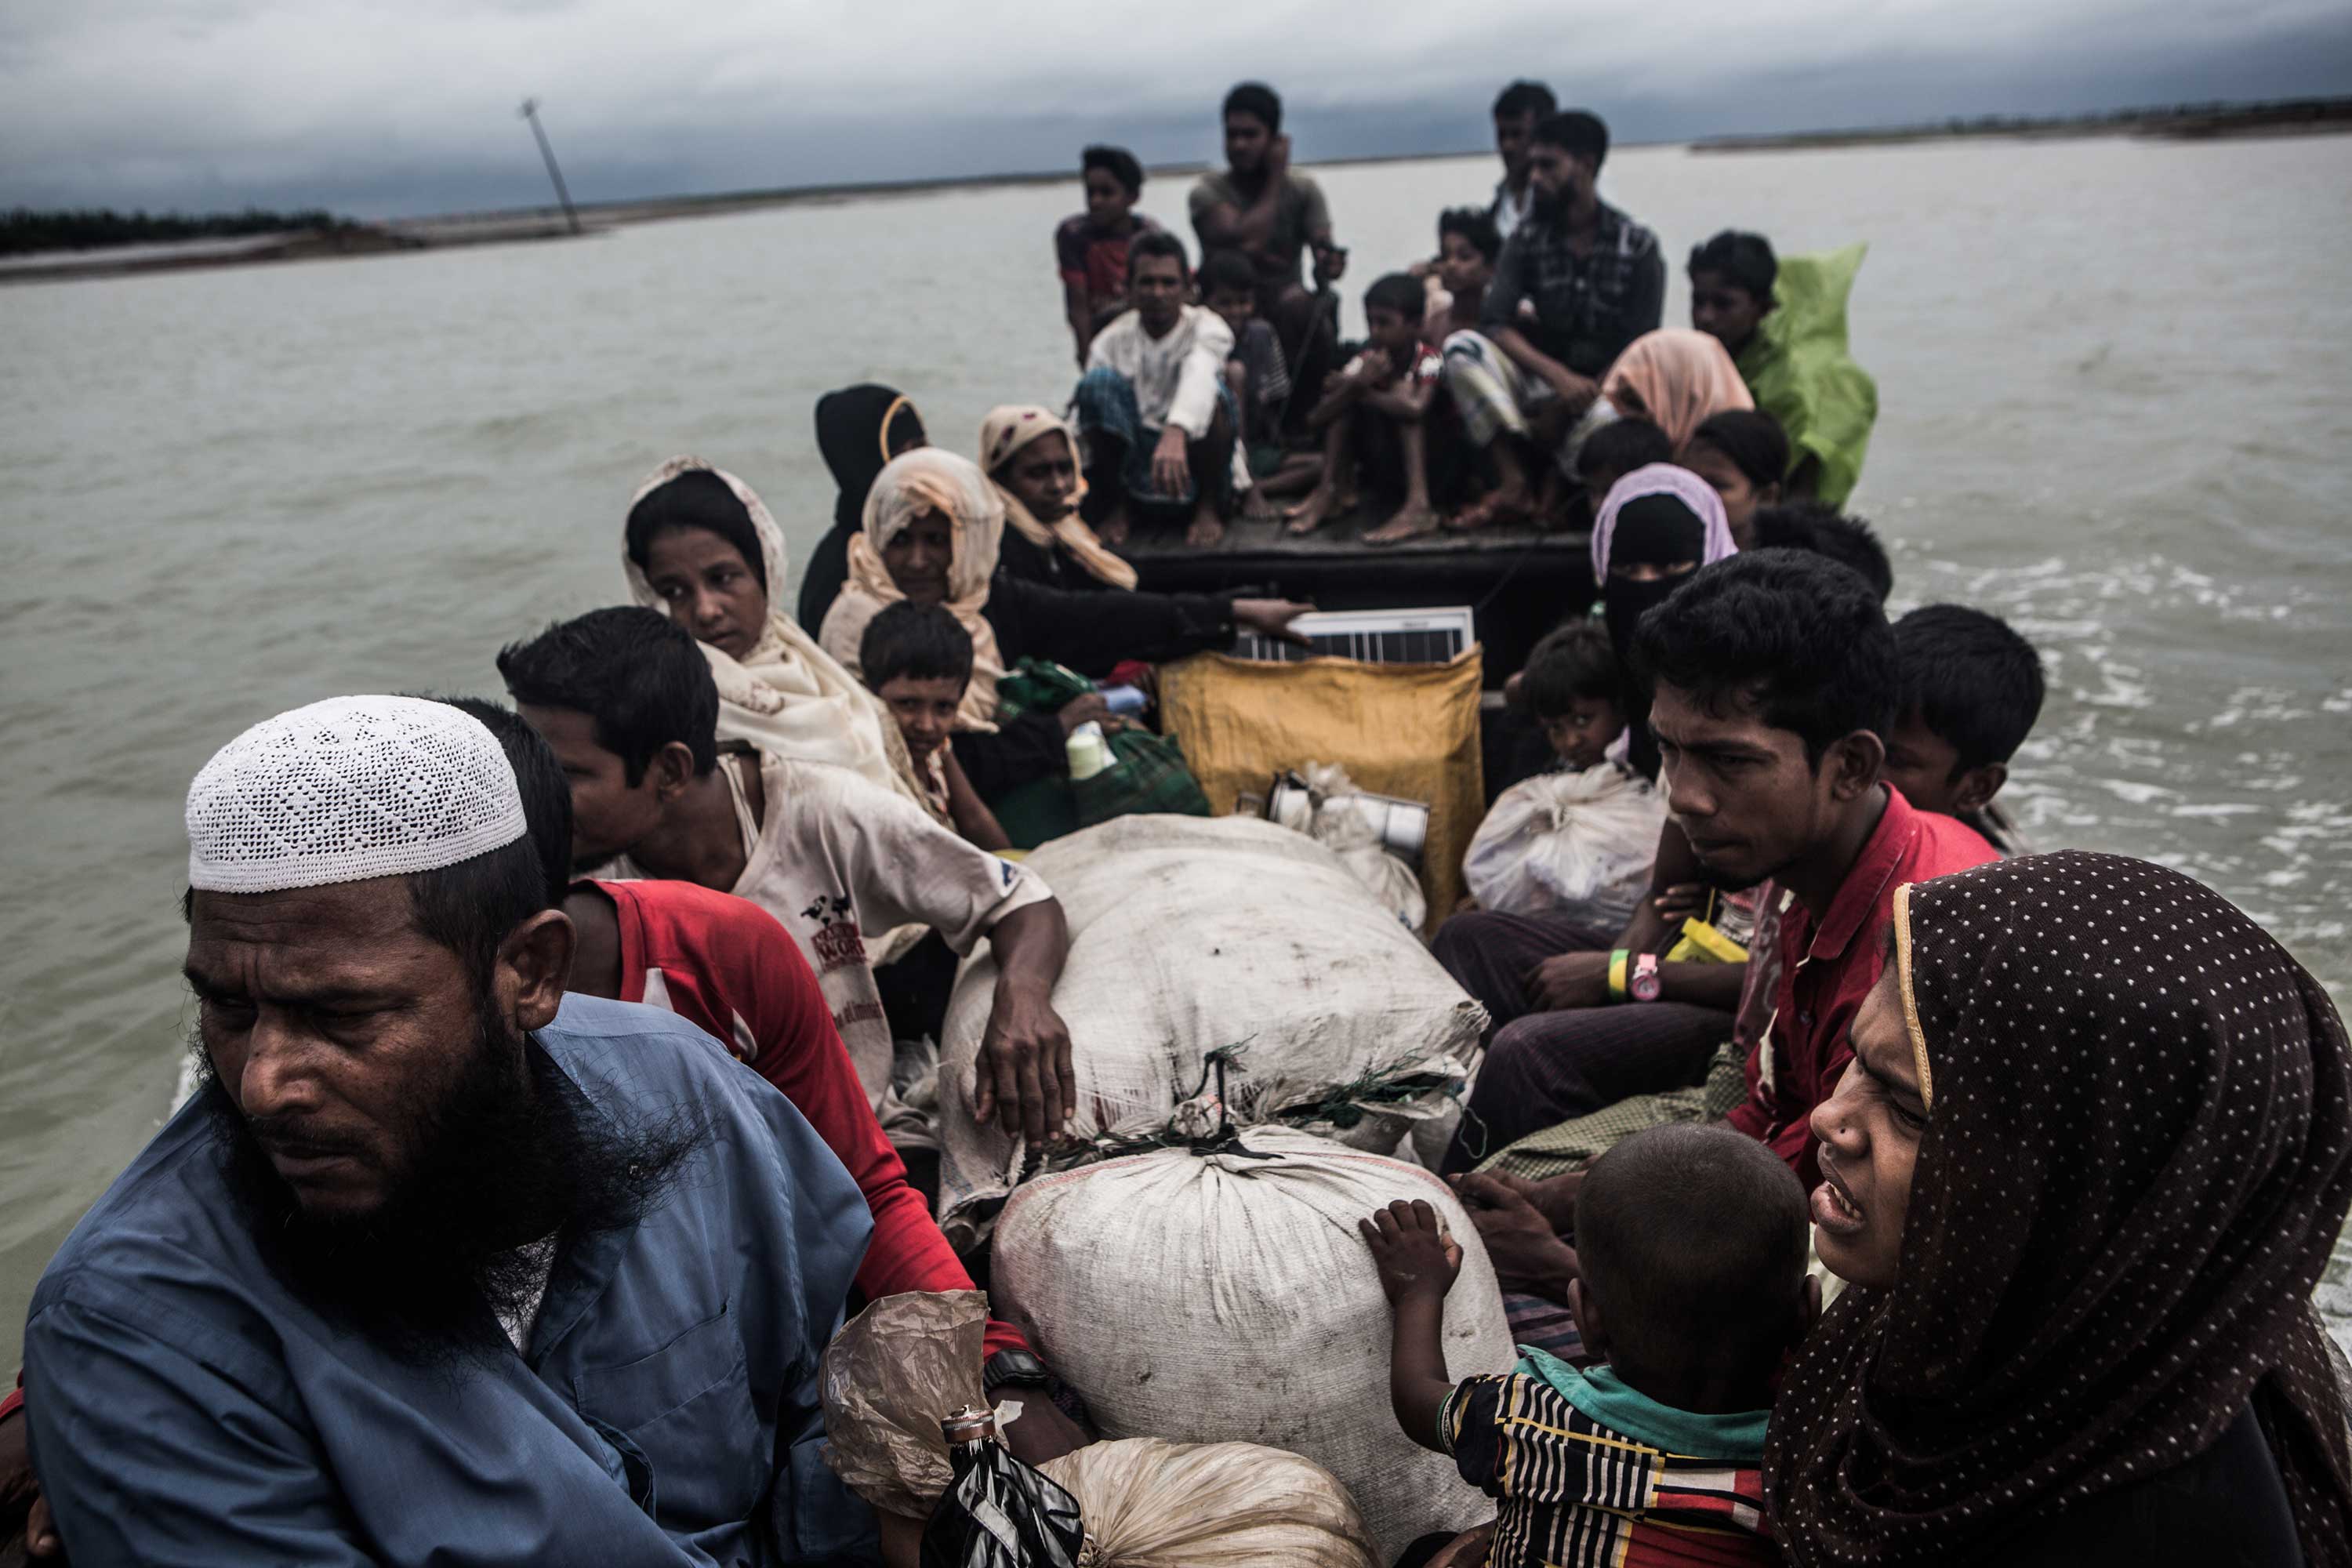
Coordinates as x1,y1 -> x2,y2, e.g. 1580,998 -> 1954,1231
565,877 -> 1021,1351
463,698 -> 1086,1467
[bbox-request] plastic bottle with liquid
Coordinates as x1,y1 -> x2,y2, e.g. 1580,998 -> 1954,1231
1064,720 -> 1113,782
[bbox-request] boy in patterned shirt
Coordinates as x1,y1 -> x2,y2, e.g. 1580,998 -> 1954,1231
1365,1124 -> 1816,1568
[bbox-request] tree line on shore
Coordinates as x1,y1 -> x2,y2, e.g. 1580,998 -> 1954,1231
2,206 -> 358,257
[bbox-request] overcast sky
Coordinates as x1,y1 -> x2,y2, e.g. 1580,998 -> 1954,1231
5,0 -> 2348,217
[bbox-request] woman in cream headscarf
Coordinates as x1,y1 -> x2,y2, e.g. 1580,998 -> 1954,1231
819,448 -> 1012,731
977,404 -> 1138,593
1599,328 -> 1755,455
623,456 -> 927,806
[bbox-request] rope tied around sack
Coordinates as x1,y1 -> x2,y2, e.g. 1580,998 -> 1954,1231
1025,1044 -> 1465,1180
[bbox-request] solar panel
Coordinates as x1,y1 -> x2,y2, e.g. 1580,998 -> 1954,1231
1230,605 -> 1478,665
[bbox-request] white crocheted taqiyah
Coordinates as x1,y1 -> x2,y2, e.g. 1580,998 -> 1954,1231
187,695 -> 527,894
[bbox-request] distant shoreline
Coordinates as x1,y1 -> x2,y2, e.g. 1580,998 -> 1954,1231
1692,96 -> 2352,153
9,93 -> 2349,286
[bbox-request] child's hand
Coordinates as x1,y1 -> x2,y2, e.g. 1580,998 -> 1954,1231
1357,347 -> 1393,384
1359,1199 -> 1462,1305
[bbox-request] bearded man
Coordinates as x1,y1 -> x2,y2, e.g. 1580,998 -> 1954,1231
16,695 -> 877,1564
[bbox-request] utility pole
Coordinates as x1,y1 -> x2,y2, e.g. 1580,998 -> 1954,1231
518,98 -> 582,235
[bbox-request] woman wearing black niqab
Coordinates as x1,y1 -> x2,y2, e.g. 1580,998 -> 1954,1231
797,384 -> 927,632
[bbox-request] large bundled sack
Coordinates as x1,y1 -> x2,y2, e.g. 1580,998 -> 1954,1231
1160,648 -> 1483,929
1461,764 -> 1667,928
820,1291 -> 1380,1567
992,1129 -> 1516,1558
937,816 -> 1483,1238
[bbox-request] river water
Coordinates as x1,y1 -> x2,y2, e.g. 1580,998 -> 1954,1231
4,135 -> 2350,1366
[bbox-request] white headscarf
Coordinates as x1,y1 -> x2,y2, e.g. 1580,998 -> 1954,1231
625,456 -> 925,805
818,449 -> 1008,733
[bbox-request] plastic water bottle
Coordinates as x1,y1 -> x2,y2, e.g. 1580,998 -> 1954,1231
1065,720 -> 1113,781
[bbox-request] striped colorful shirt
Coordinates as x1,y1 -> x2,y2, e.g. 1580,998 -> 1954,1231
1440,1356 -> 1775,1567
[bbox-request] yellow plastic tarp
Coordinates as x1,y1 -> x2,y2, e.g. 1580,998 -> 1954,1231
1160,648 -> 1484,932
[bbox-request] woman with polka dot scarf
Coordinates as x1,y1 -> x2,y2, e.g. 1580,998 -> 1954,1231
1766,850 -> 2352,1566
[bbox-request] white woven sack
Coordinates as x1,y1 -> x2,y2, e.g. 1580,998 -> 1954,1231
1040,1439 -> 1377,1568
937,815 -> 1483,1239
992,1128 -> 1516,1559
1461,764 -> 1665,927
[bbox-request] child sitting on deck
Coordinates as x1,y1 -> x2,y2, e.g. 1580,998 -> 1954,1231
1885,603 -> 2045,853
859,601 -> 1012,852
1365,1124 -> 1811,1568
1521,619 -> 1624,772
1425,206 -> 1500,347
1203,248 -> 1312,505
1285,273 -> 1450,543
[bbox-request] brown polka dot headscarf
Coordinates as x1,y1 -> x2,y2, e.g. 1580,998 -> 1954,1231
1765,850 -> 2352,1565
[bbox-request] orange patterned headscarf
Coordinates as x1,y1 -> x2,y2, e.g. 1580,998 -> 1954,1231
978,405 -> 1137,590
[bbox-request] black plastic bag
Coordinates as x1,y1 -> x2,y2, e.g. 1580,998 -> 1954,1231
918,1407 -> 1085,1568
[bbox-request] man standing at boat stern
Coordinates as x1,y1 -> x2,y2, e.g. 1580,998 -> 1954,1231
18,695 -> 877,1566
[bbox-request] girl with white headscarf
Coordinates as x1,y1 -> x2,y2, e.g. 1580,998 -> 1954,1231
623,456 -> 928,807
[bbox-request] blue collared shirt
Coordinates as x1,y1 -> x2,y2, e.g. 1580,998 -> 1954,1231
22,995 -> 877,1566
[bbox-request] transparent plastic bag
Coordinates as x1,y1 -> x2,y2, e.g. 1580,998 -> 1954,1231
820,1290 -> 991,1518
1461,765 -> 1664,924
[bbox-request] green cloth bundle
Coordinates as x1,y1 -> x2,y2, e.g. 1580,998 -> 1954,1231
989,659 -> 1212,850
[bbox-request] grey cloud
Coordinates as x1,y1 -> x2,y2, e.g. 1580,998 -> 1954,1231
2,0 -> 2347,216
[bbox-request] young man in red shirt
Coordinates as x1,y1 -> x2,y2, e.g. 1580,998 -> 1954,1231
1457,554 -> 1998,1296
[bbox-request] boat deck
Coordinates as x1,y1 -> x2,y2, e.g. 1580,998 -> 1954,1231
1120,510 -> 1595,687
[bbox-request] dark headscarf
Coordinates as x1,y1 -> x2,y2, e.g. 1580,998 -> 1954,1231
816,384 -> 926,533
1766,851 -> 2352,1566
799,384 -> 927,632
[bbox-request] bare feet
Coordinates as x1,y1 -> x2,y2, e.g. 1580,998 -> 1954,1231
1185,509 -> 1226,547
1241,486 -> 1280,521
1363,499 -> 1442,545
1446,487 -> 1531,534
1284,486 -> 1339,536
1255,452 -> 1324,499
1096,505 -> 1130,546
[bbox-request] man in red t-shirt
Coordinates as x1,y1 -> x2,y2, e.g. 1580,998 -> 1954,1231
1458,554 -> 1998,1294
1057,145 -> 1160,367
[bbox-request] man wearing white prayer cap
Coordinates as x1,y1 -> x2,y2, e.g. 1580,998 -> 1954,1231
16,695 -> 879,1565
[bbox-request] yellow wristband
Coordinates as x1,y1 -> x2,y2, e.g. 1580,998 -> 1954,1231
1607,949 -> 1630,1003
